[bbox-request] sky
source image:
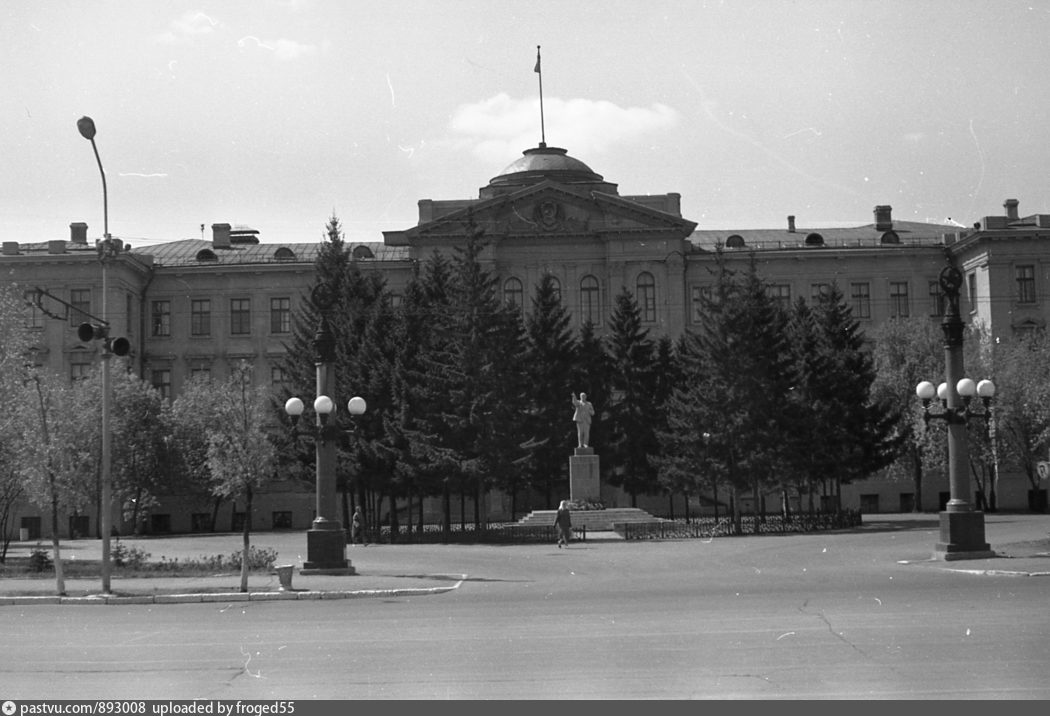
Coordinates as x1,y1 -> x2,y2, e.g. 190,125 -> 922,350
4,0 -> 1050,248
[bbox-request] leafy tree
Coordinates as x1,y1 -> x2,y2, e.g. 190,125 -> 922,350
110,366 -> 171,533
871,317 -> 944,511
0,285 -> 33,561
19,372 -> 97,594
987,330 -> 1050,509
604,287 -> 660,505
205,362 -> 278,592
169,374 -> 233,529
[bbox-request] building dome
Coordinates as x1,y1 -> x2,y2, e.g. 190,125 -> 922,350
488,145 -> 604,187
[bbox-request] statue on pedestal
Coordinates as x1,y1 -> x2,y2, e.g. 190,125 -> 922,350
571,392 -> 594,448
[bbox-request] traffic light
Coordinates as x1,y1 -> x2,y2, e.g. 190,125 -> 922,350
77,322 -> 130,357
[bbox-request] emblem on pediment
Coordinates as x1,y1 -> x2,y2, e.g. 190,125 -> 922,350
533,200 -> 564,231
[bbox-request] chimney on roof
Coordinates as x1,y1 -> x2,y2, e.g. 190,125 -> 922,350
212,223 -> 231,249
70,222 -> 88,245
1004,198 -> 1019,221
874,205 -> 893,232
787,215 -> 796,233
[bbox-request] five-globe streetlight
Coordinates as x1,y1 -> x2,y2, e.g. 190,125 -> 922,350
916,263 -> 996,560
284,283 -> 366,573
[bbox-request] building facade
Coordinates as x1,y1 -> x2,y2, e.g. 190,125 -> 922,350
4,144 -> 1049,537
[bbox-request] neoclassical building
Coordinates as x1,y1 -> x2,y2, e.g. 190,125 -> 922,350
4,143 -> 1049,536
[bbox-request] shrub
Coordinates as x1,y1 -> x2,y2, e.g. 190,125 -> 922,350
112,540 -> 152,569
28,546 -> 53,573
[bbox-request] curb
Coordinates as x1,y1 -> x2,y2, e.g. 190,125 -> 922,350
0,577 -> 465,607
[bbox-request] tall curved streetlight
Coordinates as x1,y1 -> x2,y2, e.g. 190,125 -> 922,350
77,116 -> 121,594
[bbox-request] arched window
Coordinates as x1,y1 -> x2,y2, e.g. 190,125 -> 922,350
352,245 -> 375,259
580,275 -> 600,326
725,234 -> 746,248
503,277 -> 523,310
636,272 -> 656,322
548,276 -> 561,302
273,247 -> 296,261
195,249 -> 217,262
805,232 -> 824,246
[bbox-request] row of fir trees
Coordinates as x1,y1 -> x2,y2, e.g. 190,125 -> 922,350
275,216 -> 903,535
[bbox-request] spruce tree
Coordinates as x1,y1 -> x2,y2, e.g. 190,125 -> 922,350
604,287 -> 659,505
522,272 -> 577,511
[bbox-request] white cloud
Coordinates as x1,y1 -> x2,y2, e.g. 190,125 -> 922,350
448,93 -> 680,164
237,36 -> 319,61
157,11 -> 221,44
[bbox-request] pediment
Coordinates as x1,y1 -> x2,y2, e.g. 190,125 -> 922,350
404,180 -> 695,243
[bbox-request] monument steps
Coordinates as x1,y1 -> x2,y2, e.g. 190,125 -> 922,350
514,507 -> 667,532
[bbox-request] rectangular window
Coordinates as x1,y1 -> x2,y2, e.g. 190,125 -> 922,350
151,368 -> 171,400
270,297 -> 291,334
929,280 -> 945,317
23,291 -> 43,330
69,288 -> 91,327
189,366 -> 211,383
271,365 -> 289,388
151,300 -> 171,337
967,273 -> 977,313
124,293 -> 134,338
191,299 -> 211,336
690,285 -> 709,323
1016,265 -> 1036,303
770,284 -> 791,307
810,283 -> 829,303
889,282 -> 909,318
850,283 -> 871,319
70,360 -> 93,382
580,277 -> 600,326
272,511 -> 293,530
230,298 -> 251,335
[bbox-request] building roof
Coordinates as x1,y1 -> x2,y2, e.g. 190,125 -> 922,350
135,239 -> 409,268
689,219 -> 959,252
488,145 -> 605,186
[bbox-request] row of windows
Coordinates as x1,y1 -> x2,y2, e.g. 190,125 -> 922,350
691,279 -> 956,322
499,266 -> 1041,327
500,272 -> 658,324
150,297 -> 292,338
144,364 -> 291,400
29,264 -> 1045,339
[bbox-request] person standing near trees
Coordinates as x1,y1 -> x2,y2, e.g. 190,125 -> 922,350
350,506 -> 364,546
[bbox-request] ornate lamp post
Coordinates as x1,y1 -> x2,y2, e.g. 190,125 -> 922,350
77,115 -> 119,593
284,284 -> 365,573
914,263 -> 996,560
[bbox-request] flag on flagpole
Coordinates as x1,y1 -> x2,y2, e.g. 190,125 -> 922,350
534,46 -> 541,73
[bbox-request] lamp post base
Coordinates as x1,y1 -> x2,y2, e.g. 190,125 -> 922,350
933,510 -> 996,561
301,524 -> 356,574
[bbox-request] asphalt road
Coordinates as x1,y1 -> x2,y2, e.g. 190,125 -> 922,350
2,514 -> 1048,700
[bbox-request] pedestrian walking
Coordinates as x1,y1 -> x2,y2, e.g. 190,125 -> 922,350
554,500 -> 572,548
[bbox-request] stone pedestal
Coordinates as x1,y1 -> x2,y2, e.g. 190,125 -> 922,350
934,510 -> 995,561
301,524 -> 356,574
569,447 -> 601,503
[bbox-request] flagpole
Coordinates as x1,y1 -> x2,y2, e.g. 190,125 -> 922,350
535,45 -> 546,147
